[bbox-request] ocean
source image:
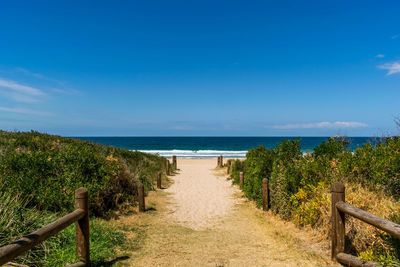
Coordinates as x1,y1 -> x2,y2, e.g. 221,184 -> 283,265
76,137 -> 375,159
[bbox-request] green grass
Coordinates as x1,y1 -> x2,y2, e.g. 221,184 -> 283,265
0,130 -> 166,266
45,219 -> 126,267
0,187 -> 126,266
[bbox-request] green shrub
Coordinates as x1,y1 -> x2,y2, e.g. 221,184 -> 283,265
269,162 -> 292,219
348,137 -> 400,198
0,130 -> 166,266
290,182 -> 329,226
313,136 -> 349,159
0,130 -> 166,216
233,136 -> 400,264
243,146 -> 275,207
230,159 -> 245,185
268,139 -> 303,219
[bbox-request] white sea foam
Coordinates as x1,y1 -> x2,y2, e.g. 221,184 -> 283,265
136,149 -> 247,158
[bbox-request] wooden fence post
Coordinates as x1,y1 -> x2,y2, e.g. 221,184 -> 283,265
227,160 -> 231,174
75,188 -> 90,266
166,159 -> 170,175
240,172 -> 244,188
138,183 -> 145,212
172,155 -> 177,170
217,156 -> 221,167
219,155 -> 223,167
157,172 -> 162,189
262,178 -> 269,211
331,182 -> 345,260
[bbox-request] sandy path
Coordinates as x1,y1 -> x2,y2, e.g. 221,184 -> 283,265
115,159 -> 336,266
166,159 -> 238,230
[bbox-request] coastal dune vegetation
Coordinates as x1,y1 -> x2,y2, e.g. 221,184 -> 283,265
0,130 -> 166,266
2,130 -> 400,266
229,136 -> 400,264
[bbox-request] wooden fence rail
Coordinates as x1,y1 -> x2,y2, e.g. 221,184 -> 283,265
331,181 -> 400,267
227,166 -> 399,266
0,188 -> 90,267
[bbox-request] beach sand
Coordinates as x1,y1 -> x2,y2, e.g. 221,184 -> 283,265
166,158 -> 239,230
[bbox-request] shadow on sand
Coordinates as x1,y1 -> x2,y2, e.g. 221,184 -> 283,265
93,256 -> 130,266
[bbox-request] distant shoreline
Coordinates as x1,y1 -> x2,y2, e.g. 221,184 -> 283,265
77,136 -> 377,156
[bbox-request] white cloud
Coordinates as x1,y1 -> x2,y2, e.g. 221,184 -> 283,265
378,61 -> 400,75
8,93 -> 38,103
375,54 -> 385,58
14,67 -> 66,86
271,121 -> 368,129
0,106 -> 53,116
15,67 -> 47,79
1,68 -> 78,97
50,87 -> 81,95
0,78 -> 44,95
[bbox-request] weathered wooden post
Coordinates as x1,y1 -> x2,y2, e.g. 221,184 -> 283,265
227,160 -> 231,174
75,188 -> 90,265
262,178 -> 269,211
172,155 -> 177,170
219,155 -> 223,167
331,182 -> 345,260
138,183 -> 145,212
157,172 -> 162,189
166,159 -> 170,175
239,172 -> 244,188
217,156 -> 221,167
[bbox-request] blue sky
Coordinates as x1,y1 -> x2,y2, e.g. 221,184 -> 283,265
0,0 -> 399,136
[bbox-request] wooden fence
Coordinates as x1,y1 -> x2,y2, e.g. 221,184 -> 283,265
223,160 -> 400,267
0,188 -> 90,267
172,155 -> 177,170
331,181 -> 400,267
217,155 -> 223,168
0,154 -> 178,266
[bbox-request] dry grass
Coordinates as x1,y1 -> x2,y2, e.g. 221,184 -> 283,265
107,170 -> 337,266
305,181 -> 399,258
344,183 -> 399,254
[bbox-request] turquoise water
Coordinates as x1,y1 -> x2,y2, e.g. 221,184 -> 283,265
76,137 -> 375,158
